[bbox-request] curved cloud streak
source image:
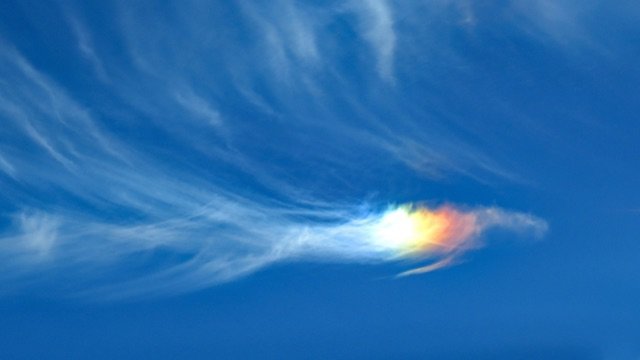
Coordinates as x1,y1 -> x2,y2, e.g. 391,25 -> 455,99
2,201 -> 546,299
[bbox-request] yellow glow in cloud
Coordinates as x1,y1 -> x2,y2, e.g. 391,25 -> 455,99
364,204 -> 488,275
375,205 -> 478,256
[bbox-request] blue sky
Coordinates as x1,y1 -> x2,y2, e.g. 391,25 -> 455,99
1,0 -> 639,358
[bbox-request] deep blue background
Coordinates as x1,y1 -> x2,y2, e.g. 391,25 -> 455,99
1,0 -> 639,358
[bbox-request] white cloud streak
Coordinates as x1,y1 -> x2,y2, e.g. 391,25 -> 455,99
350,0 -> 396,81
0,153 -> 17,179
68,16 -> 111,83
174,90 -> 223,127
18,212 -> 59,259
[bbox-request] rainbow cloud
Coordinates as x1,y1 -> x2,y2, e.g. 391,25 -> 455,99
374,204 -> 547,276
285,203 -> 547,278
373,205 -> 483,275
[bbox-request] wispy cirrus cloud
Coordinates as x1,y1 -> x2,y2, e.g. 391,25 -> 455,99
104,0 -> 524,184
0,1 -> 553,299
2,198 -> 546,299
